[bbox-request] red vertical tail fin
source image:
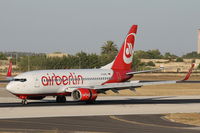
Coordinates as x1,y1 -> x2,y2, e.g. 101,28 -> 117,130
7,61 -> 12,77
111,25 -> 138,70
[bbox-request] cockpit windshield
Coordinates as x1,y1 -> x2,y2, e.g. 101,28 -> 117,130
13,78 -> 27,82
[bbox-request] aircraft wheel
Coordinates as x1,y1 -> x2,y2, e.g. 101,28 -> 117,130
85,100 -> 96,104
56,96 -> 66,103
21,99 -> 28,105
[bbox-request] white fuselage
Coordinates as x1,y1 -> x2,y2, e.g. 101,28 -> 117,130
6,69 -> 113,95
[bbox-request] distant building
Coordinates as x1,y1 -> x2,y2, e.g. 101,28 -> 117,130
198,29 -> 200,54
141,59 -> 199,72
46,52 -> 68,58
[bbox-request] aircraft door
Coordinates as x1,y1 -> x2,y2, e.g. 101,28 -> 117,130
34,76 -> 40,88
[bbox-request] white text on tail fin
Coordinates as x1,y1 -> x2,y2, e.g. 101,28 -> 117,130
111,25 -> 138,70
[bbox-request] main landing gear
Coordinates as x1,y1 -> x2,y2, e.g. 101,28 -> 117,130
85,100 -> 96,104
56,96 -> 66,103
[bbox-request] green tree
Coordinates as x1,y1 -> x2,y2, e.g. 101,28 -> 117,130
147,49 -> 163,59
146,61 -> 155,66
101,41 -> 118,55
132,55 -> 141,70
99,54 -> 114,67
134,50 -> 150,59
87,53 -> 101,68
0,53 -> 7,60
18,55 -> 47,71
164,52 -> 178,60
76,52 -> 89,69
182,52 -> 200,59
135,49 -> 163,59
176,57 -> 184,62
100,41 -> 118,66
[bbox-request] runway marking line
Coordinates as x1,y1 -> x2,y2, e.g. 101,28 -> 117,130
109,115 -> 194,130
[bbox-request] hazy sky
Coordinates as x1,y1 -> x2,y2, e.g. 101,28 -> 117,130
0,0 -> 200,56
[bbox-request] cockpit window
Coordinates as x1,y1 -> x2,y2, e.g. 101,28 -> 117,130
13,78 -> 27,82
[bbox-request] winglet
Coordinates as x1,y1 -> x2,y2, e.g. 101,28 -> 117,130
6,60 -> 12,77
182,63 -> 195,81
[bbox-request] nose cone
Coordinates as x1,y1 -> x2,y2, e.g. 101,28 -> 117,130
6,82 -> 16,93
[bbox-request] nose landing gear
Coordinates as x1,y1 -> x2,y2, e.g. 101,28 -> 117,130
21,99 -> 28,105
19,96 -> 28,105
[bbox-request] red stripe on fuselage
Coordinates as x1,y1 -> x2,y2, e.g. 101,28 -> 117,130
14,92 -> 71,98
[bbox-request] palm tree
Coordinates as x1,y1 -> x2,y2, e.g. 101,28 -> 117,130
101,41 -> 118,55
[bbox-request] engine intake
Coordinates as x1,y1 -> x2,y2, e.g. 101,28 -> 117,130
72,88 -> 97,101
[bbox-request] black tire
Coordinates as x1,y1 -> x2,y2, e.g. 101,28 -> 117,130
21,99 -> 28,105
85,100 -> 96,104
56,96 -> 66,103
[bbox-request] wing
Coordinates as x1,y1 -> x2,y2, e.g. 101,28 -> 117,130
64,80 -> 177,94
65,63 -> 199,93
94,80 -> 177,90
126,67 -> 164,75
65,79 -> 192,94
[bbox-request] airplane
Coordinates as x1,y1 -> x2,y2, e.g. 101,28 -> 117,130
0,61 -> 12,83
1,25 -> 197,104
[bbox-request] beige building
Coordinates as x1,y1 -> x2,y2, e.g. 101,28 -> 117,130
141,59 -> 200,72
46,52 -> 68,58
198,29 -> 200,54
1,58 -> 200,73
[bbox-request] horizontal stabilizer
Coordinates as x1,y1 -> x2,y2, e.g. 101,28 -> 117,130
126,67 -> 164,75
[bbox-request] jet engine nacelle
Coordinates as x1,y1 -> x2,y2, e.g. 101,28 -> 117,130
72,88 -> 97,101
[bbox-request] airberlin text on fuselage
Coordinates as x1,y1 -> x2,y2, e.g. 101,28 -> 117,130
41,73 -> 83,86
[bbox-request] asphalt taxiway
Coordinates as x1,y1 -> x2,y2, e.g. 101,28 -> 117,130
0,93 -> 200,132
0,96 -> 200,119
0,114 -> 199,133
